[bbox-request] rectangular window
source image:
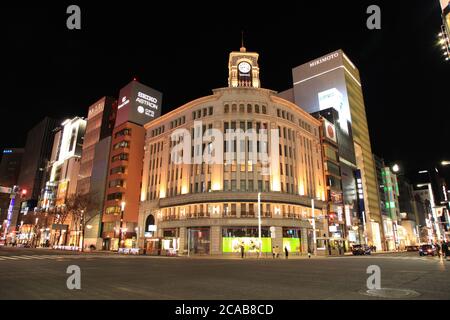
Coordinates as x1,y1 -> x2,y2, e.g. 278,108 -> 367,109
231,204 -> 237,216
110,166 -> 126,175
111,153 -> 129,162
240,180 -> 246,191
113,140 -> 130,149
114,128 -> 131,139
109,179 -> 124,188
107,192 -> 122,201
224,180 -> 229,191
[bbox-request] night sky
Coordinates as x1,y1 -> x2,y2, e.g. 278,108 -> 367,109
2,1 -> 449,182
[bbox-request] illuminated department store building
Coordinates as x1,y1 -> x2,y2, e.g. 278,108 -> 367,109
138,46 -> 328,255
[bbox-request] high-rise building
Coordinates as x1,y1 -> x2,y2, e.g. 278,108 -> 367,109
41,117 -> 86,245
279,50 -> 383,250
380,166 -> 400,250
11,117 -> 58,242
317,115 -> 347,251
0,148 -> 24,227
416,167 -> 449,242
439,0 -> 450,61
101,80 -> 162,251
17,118 -> 58,201
76,96 -> 117,250
0,148 -> 24,188
136,46 -> 328,256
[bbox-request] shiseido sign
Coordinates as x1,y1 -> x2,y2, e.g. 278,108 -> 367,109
115,80 -> 163,127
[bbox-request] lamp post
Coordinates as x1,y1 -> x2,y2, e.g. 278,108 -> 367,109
118,201 -> 126,250
311,198 -> 317,256
257,192 -> 262,258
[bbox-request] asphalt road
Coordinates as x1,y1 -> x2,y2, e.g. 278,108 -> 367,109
0,247 -> 449,300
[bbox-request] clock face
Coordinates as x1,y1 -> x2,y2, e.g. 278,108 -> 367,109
238,62 -> 251,73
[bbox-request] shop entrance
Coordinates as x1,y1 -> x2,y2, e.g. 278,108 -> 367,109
103,238 -> 111,251
145,238 -> 161,255
188,227 -> 210,255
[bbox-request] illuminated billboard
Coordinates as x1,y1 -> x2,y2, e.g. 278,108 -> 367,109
115,80 -> 162,127
222,237 -> 272,253
282,238 -> 301,253
56,180 -> 69,206
323,118 -> 337,143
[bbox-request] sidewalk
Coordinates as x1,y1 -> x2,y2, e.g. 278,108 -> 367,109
176,253 -> 326,260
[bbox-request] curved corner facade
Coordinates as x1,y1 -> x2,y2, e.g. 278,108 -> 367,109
138,87 -> 327,255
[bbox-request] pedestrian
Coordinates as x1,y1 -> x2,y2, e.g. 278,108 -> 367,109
284,246 -> 289,259
240,244 -> 245,259
435,242 -> 441,257
442,241 -> 448,258
272,246 -> 276,259
275,246 -> 280,258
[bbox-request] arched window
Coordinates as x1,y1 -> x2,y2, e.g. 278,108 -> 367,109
262,105 -> 267,114
145,214 -> 155,233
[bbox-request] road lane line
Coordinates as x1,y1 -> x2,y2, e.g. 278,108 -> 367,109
0,256 -> 20,260
29,255 -> 48,259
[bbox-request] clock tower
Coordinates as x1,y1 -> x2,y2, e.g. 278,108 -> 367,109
228,44 -> 260,88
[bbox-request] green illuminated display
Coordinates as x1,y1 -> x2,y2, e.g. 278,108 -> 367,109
222,237 -> 272,253
282,238 -> 301,252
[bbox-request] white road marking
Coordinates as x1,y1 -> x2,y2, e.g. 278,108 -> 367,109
14,256 -> 34,260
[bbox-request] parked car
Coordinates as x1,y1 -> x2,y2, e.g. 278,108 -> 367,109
352,244 -> 372,255
419,244 -> 436,256
406,245 -> 419,252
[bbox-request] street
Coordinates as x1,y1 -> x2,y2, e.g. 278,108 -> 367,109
0,247 -> 449,300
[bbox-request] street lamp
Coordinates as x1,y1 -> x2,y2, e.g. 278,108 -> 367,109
118,201 -> 126,250
311,198 -> 317,256
392,164 -> 400,173
257,192 -> 262,258
441,161 -> 450,166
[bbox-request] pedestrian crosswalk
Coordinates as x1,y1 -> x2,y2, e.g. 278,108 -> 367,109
0,255 -> 73,261
0,254 -> 146,261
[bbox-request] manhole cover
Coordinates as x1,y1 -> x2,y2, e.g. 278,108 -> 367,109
360,288 -> 421,299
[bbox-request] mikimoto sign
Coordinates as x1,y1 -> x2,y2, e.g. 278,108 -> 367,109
115,80 -> 163,127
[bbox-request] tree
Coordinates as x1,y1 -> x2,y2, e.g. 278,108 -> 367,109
47,204 -> 72,246
64,193 -> 98,251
